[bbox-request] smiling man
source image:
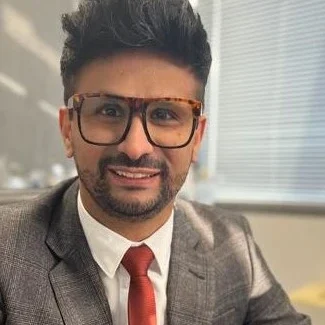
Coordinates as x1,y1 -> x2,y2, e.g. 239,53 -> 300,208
61,50 -> 205,242
0,0 -> 311,324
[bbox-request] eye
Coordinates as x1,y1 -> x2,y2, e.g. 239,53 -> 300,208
96,104 -> 125,117
150,108 -> 177,121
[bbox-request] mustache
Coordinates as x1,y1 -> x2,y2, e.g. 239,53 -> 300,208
98,153 -> 167,177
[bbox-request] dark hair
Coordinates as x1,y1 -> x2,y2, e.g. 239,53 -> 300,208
60,0 -> 212,105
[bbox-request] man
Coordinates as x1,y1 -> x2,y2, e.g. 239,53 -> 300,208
0,0 -> 311,324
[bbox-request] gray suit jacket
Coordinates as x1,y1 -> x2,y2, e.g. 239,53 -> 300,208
0,178 -> 311,324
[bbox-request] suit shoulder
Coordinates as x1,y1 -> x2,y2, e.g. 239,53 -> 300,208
175,198 -> 254,252
176,198 -> 250,231
0,178 -> 77,247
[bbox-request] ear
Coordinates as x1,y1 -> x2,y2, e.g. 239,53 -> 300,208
191,116 -> 207,163
59,108 -> 74,158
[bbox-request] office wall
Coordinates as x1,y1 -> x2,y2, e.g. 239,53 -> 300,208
0,0 -> 76,188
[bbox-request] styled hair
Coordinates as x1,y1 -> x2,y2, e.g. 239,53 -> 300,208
60,0 -> 212,105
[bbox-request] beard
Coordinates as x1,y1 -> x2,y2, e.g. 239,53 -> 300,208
76,153 -> 189,222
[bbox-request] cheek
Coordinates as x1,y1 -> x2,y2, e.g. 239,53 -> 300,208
71,132 -> 104,170
163,148 -> 193,173
72,123 -> 94,151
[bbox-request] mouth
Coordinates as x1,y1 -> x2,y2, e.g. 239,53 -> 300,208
107,167 -> 161,180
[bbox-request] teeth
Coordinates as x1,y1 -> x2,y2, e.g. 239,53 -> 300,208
115,171 -> 154,179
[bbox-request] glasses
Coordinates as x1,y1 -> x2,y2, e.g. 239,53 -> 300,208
67,93 -> 203,149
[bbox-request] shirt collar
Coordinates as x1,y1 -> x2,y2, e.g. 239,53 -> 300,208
78,191 -> 173,278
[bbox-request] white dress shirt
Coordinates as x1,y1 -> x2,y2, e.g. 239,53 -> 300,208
78,192 -> 173,325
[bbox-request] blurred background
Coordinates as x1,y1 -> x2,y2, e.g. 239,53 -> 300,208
0,0 -> 324,323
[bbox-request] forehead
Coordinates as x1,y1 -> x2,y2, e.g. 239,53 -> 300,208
75,50 -> 202,99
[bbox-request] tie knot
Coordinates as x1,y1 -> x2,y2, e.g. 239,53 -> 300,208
122,245 -> 154,277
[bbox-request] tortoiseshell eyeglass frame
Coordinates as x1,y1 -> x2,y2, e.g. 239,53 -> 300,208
67,92 -> 203,149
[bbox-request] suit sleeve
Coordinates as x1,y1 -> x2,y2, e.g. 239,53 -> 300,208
241,217 -> 312,325
0,291 -> 4,324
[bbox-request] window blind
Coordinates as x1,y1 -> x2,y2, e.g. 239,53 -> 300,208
195,0 -> 325,206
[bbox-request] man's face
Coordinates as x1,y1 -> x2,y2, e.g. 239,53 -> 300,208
60,50 -> 206,222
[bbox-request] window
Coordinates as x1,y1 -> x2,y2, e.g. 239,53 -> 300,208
191,0 -> 325,207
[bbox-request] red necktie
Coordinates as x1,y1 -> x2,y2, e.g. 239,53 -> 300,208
122,245 -> 156,325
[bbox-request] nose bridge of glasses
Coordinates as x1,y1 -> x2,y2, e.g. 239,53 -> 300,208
128,97 -> 147,115
124,98 -> 149,138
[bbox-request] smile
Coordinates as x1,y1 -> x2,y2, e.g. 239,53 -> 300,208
113,170 -> 158,179
108,167 -> 161,180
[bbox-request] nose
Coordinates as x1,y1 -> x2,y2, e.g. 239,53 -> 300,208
117,116 -> 154,160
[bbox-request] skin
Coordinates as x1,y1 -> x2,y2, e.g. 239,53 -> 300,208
59,50 -> 206,241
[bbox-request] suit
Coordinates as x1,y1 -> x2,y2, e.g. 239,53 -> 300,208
0,178 -> 311,324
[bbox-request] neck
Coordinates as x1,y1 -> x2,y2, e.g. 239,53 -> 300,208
79,186 -> 174,242
96,212 -> 172,242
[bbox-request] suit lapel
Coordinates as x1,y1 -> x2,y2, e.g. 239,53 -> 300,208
46,181 -> 112,325
166,200 -> 216,325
